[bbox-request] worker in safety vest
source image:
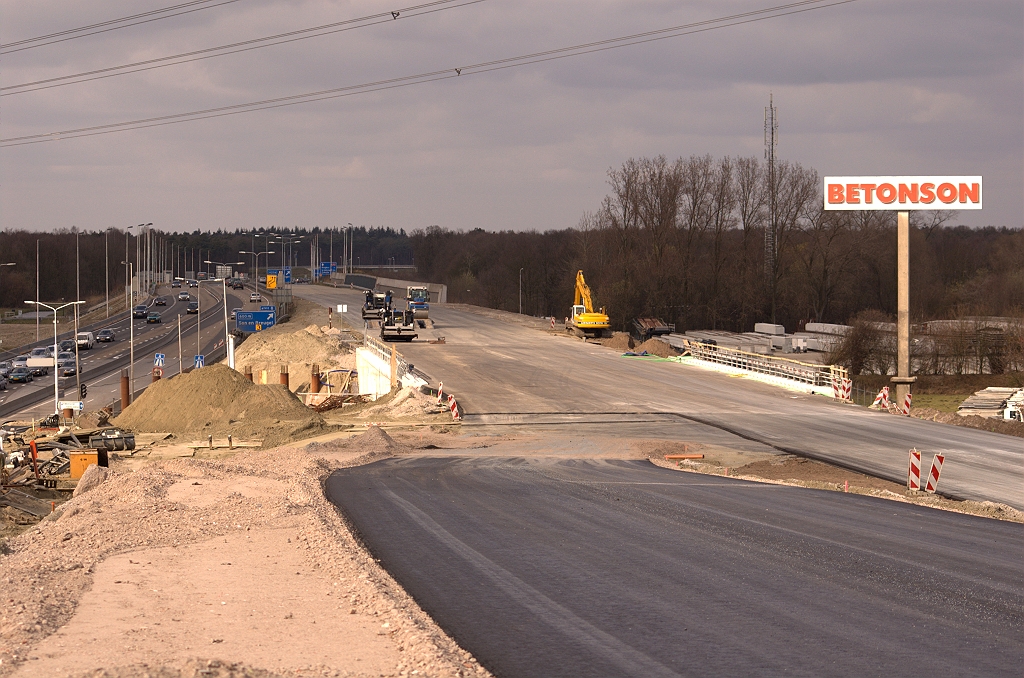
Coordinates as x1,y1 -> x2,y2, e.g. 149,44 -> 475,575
384,290 -> 393,311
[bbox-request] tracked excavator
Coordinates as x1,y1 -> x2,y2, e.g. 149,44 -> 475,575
566,270 -> 611,338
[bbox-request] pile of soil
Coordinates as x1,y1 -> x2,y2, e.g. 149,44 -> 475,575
910,407 -> 1024,439
634,337 -> 678,357
596,332 -> 634,350
113,364 -> 327,447
305,426 -> 411,466
356,387 -> 443,420
232,322 -> 354,392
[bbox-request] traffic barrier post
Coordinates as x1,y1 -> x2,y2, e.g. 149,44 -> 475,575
924,454 -> 945,493
901,392 -> 913,415
907,448 -> 921,490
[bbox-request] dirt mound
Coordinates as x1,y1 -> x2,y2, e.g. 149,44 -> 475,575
596,332 -> 634,350
232,321 -> 353,392
910,407 -> 1024,438
113,364 -> 326,446
304,426 -> 411,466
355,387 -> 442,420
634,338 -> 677,357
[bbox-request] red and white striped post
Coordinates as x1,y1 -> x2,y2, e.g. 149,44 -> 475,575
871,386 -> 890,410
447,394 -> 461,421
924,454 -> 945,493
550,317 -> 555,330
901,392 -> 913,415
907,449 -> 921,490
436,381 -> 444,405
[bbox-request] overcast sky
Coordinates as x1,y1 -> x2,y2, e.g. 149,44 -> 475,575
1,0 -> 1021,234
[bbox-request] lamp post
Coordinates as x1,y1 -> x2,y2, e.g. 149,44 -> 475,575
239,250 -> 276,292
519,267 -> 524,315
25,300 -> 84,414
194,277 -> 228,365
122,261 -> 135,400
204,261 -> 244,355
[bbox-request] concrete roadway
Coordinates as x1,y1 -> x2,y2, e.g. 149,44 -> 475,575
293,285 -> 1023,510
328,456 -> 1024,677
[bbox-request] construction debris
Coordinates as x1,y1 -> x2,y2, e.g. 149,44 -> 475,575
957,387 -> 1024,420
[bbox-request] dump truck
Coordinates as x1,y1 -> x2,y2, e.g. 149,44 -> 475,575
380,309 -> 418,342
567,270 -> 611,338
361,290 -> 387,320
406,286 -> 430,319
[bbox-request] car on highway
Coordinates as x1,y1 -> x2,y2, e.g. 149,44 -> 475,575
249,292 -> 261,302
171,280 -> 182,288
188,280 -> 198,288
96,329 -> 115,342
230,308 -> 242,320
186,302 -> 199,314
0,361 -> 11,378
0,375 -> 7,391
147,311 -> 162,323
231,280 -> 245,290
8,367 -> 33,383
133,304 -> 149,318
57,352 -> 78,377
59,339 -> 76,352
154,296 -> 167,306
76,332 -> 95,349
29,347 -> 53,359
11,355 -> 29,369
177,291 -> 190,301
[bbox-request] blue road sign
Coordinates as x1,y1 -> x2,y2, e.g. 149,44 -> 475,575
260,305 -> 275,312
154,353 -> 165,367
284,267 -> 292,284
235,311 -> 276,333
194,355 -> 205,369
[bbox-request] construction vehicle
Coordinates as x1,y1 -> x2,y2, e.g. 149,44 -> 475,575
361,290 -> 387,320
567,270 -> 611,338
380,309 -> 418,342
406,286 -> 430,319
633,317 -> 676,341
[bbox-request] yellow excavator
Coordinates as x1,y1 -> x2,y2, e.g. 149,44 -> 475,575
567,270 -> 611,338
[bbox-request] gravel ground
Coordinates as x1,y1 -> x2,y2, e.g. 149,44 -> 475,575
0,429 -> 491,678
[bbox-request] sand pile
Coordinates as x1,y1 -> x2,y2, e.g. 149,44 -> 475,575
596,332 -> 634,350
113,364 -> 326,446
635,337 -> 678,357
356,387 -> 444,420
305,426 -> 410,466
232,323 -> 353,392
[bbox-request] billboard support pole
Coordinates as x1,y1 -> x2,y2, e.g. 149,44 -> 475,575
892,210 -> 915,405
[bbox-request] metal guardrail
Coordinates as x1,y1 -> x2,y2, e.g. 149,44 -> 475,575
677,337 -> 848,389
363,334 -> 413,383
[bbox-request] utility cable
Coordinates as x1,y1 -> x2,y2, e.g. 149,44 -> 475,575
1,0 -> 241,55
2,0 -> 482,96
0,0 -> 859,147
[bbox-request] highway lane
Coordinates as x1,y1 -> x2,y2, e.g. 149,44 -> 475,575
328,456 -> 1024,678
0,283 -> 253,419
292,286 -> 1024,509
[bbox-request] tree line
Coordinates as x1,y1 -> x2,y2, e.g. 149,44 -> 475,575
411,155 -> 1024,335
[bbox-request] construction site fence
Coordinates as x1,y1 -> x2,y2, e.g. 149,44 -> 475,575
363,334 -> 413,383
679,338 -> 848,389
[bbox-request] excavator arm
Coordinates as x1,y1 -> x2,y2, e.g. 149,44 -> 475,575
574,270 -> 596,313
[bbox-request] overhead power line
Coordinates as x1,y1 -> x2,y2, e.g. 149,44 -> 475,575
0,0 -> 858,148
1,0 -> 241,55
2,0 -> 482,96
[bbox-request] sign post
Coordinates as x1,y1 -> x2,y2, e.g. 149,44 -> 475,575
824,176 -> 982,407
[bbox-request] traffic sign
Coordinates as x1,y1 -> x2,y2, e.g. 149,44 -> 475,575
152,367 -> 164,378
194,355 -> 205,369
57,401 -> 84,411
235,311 -> 276,333
266,274 -> 277,290
260,305 -> 275,312
284,267 -> 292,284
336,304 -> 347,313
154,353 -> 166,367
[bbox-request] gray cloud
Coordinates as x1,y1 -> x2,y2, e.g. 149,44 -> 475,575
1,0 -> 1020,233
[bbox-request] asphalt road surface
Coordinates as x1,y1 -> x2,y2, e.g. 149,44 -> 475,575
328,456 -> 1024,678
0,282 -> 257,420
293,286 -> 1024,510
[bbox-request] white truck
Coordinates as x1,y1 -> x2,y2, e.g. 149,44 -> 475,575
76,332 -> 95,349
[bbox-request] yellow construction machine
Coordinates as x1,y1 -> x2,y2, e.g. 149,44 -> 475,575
567,270 -> 611,338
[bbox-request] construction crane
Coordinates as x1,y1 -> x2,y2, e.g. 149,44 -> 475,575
567,270 -> 611,338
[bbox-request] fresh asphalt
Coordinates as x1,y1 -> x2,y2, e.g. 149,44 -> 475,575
328,456 -> 1024,678
292,285 -> 1024,510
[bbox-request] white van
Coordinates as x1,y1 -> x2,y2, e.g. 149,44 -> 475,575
76,332 -> 95,350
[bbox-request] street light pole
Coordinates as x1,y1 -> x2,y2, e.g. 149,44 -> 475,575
25,299 -> 84,414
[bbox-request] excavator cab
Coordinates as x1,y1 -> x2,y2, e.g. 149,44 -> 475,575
568,271 -> 611,338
